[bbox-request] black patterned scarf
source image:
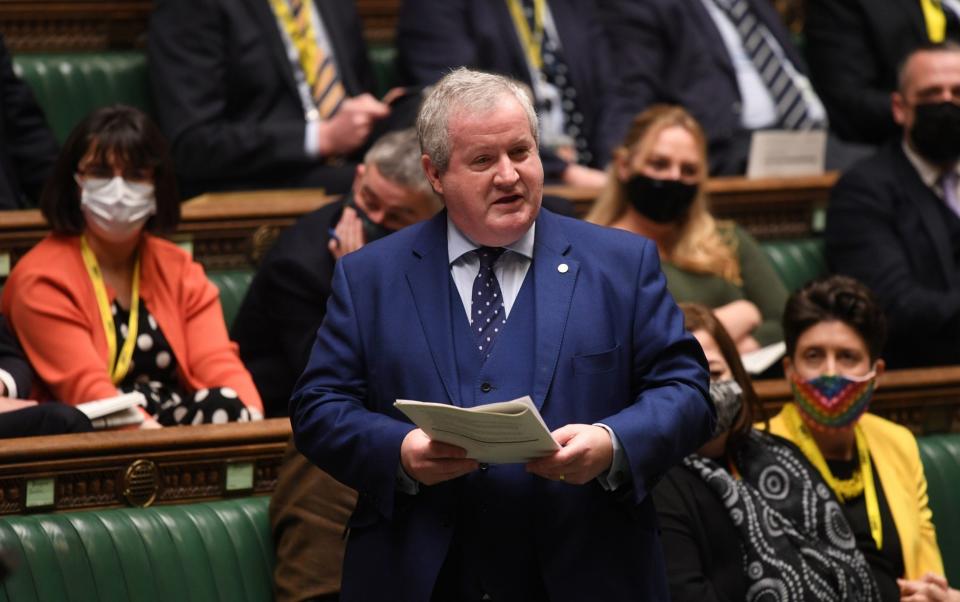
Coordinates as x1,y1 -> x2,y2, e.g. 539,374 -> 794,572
683,430 -> 880,602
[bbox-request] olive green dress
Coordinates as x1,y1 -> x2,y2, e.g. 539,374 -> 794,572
663,225 -> 787,346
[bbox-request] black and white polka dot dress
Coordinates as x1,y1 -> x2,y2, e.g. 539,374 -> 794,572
113,299 -> 253,425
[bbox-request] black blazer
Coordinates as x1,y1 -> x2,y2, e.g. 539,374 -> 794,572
825,142 -> 960,368
231,200 -> 342,418
0,315 -> 33,398
396,0 -> 625,173
598,0 -> 810,175
804,0 -> 957,145
0,34 -> 58,210
148,0 -> 377,197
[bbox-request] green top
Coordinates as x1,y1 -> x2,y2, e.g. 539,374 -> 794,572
663,225 -> 787,346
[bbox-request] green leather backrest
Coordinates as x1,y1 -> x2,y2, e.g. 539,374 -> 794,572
0,496 -> 274,602
12,52 -> 154,145
208,270 -> 254,330
918,434 -> 960,586
760,237 -> 827,293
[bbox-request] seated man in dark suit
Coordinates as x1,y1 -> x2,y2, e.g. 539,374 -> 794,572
597,0 -> 860,175
396,0 -> 623,187
0,33 -> 58,209
805,0 -> 960,145
148,0 -> 396,198
232,128 -> 441,418
826,43 -> 960,369
0,316 -> 92,437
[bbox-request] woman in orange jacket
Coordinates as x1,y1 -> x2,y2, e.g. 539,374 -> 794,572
2,105 -> 262,427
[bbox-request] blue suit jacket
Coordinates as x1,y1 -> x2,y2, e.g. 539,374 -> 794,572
291,208 -> 713,601
396,0 -> 625,171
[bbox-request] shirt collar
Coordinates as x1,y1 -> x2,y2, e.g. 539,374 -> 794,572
902,139 -> 960,188
446,215 -> 536,265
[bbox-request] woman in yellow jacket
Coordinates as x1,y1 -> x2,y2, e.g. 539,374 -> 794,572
768,275 -> 957,601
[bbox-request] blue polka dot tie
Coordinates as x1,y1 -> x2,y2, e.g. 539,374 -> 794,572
472,247 -> 507,362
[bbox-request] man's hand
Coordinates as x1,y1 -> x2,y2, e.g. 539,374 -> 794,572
899,573 -> 958,601
0,397 -> 37,414
317,94 -> 390,157
525,424 -> 613,485
328,206 -> 365,259
400,429 -> 478,486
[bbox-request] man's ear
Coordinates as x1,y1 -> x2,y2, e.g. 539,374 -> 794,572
351,164 -> 366,197
892,91 -> 907,126
422,154 -> 443,196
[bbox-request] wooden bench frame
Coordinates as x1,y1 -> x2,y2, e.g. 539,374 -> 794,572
0,418 -> 291,515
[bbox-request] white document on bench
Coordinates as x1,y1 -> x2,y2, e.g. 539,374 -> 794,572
741,341 -> 787,375
394,396 -> 560,464
746,130 -> 827,178
77,392 -> 145,429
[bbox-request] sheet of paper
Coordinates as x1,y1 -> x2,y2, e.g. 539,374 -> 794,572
394,396 -> 560,463
741,341 -> 786,375
76,392 -> 145,420
746,130 -> 827,178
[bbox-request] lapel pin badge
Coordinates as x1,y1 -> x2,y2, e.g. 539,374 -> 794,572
557,263 -> 569,274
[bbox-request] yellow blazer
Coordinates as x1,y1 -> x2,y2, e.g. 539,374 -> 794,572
767,405 -> 944,580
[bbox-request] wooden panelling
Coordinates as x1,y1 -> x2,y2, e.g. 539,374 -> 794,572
0,0 -> 401,51
0,418 -> 292,514
755,365 -> 960,435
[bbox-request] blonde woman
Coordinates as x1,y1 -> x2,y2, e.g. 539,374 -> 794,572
588,105 -> 787,352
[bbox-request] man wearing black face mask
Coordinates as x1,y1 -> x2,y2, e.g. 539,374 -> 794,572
232,129 -> 442,418
826,42 -> 960,369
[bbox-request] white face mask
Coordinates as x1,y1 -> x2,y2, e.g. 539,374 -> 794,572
77,175 -> 157,241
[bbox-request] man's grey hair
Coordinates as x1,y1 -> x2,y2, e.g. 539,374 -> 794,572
897,41 -> 960,93
363,128 -> 436,200
416,67 -> 539,173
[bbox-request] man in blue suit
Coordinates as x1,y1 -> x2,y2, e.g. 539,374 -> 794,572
291,68 -> 714,602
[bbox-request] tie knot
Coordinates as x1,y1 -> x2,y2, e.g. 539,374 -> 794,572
476,247 -> 506,269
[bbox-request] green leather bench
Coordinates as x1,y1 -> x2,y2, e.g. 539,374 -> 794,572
761,237 -> 827,292
0,435 -> 956,601
0,497 -> 273,602
13,52 -> 153,145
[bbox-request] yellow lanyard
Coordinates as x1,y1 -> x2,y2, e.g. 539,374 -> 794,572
921,0 -> 947,42
269,0 -> 322,88
80,235 -> 141,385
784,404 -> 882,550
506,0 -> 546,71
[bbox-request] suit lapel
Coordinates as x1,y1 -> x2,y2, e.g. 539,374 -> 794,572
406,213 -> 460,405
896,0 -> 929,42
491,0 -> 537,88
531,210 -> 578,410
687,1 -> 737,79
242,0 -> 301,100
893,145 -> 960,288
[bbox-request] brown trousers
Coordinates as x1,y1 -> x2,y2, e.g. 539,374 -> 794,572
270,438 -> 358,602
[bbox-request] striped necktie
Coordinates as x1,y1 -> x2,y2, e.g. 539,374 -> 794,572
270,0 -> 346,118
710,0 -> 820,130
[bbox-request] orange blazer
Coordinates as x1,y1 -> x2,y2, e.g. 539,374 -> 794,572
1,234 -> 263,414
768,405 -> 943,580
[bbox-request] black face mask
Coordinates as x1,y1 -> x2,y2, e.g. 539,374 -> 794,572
347,196 -> 395,243
910,101 -> 960,165
624,174 -> 699,224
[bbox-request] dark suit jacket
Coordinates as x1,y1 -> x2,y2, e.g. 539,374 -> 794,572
290,208 -> 714,601
598,0 -> 810,175
825,141 -> 960,368
147,0 -> 376,197
231,199 -> 342,418
804,0 -> 955,145
0,315 -> 31,397
0,34 -> 58,210
396,0 -> 624,173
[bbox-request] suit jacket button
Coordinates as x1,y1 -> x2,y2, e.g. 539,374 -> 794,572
480,382 -> 492,393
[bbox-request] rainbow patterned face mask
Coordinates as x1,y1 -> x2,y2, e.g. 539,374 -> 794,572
789,371 -> 877,431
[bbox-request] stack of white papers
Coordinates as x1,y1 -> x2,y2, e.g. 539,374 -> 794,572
394,396 -> 559,463
741,341 -> 786,375
77,392 -> 146,429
